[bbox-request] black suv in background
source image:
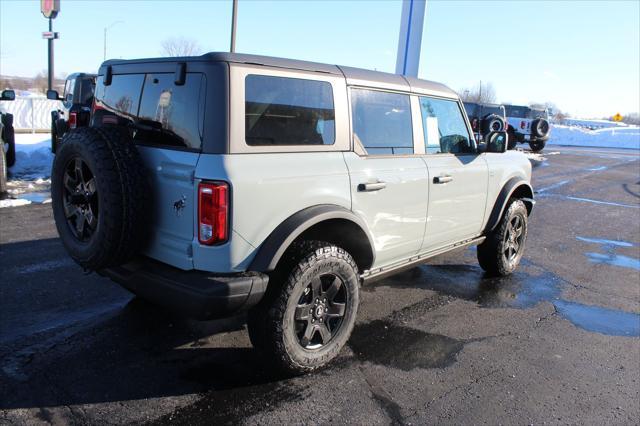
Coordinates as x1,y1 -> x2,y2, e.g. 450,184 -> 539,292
1,89 -> 16,197
504,105 -> 551,152
463,102 -> 507,144
48,73 -> 97,153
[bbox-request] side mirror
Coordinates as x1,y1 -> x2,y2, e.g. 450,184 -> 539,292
47,89 -> 62,101
0,89 -> 15,101
485,131 -> 508,153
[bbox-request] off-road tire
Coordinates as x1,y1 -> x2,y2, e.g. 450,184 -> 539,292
507,129 -> 518,150
0,142 -> 7,197
531,118 -> 550,138
529,138 -> 547,152
482,114 -> 505,134
51,127 -> 149,270
477,199 -> 528,276
2,113 -> 15,168
51,121 -> 59,154
247,240 -> 360,375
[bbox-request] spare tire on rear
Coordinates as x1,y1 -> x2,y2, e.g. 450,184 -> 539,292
482,114 -> 505,135
51,127 -> 149,271
531,118 -> 550,138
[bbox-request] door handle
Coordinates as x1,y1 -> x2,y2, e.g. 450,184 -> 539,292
434,175 -> 453,184
358,181 -> 387,192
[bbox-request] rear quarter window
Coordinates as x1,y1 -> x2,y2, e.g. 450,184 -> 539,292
135,73 -> 205,150
245,74 -> 335,146
94,74 -> 144,119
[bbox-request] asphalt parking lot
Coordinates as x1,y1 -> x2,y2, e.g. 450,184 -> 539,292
1,145 -> 639,425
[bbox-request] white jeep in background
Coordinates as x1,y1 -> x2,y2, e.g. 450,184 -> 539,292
505,104 -> 551,152
50,53 -> 535,374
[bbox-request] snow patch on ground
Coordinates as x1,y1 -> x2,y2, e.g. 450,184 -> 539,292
549,125 -> 640,150
1,134 -> 53,208
10,134 -> 53,180
0,198 -> 31,208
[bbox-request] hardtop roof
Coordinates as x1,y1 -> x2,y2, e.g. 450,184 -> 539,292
101,52 -> 458,99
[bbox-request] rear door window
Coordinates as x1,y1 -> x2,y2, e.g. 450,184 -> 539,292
135,73 -> 205,150
419,97 -> 474,154
245,74 -> 335,146
94,74 -> 144,119
350,89 -> 413,155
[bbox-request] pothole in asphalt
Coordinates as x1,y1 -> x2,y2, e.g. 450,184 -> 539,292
350,320 -> 464,371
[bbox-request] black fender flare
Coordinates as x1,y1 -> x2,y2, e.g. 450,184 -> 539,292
484,177 -> 534,232
248,204 -> 375,272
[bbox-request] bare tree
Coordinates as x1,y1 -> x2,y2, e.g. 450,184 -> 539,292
623,113 -> 640,125
33,70 -> 48,94
160,37 -> 202,57
458,81 -> 497,104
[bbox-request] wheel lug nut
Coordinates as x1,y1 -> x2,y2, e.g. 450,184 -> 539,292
311,318 -> 315,323
319,318 -> 323,322
310,309 -> 313,314
325,307 -> 328,312
315,298 -> 319,303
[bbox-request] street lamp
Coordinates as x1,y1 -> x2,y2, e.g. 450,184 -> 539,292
103,20 -> 124,61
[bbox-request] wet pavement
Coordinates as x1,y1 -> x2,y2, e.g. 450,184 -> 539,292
1,146 -> 639,425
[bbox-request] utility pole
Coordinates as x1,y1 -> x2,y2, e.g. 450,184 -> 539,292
230,0 -> 238,52
41,0 -> 61,91
395,0 -> 427,77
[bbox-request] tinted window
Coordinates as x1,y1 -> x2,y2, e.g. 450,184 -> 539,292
64,78 -> 75,105
94,74 -> 144,119
135,73 -> 204,150
419,97 -> 473,154
79,77 -> 95,105
351,89 -> 413,155
504,105 -> 527,118
245,75 -> 335,146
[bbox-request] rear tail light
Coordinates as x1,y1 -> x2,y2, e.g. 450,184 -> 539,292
198,181 -> 229,245
520,120 -> 526,129
68,112 -> 77,129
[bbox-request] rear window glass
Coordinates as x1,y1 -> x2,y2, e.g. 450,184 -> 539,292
94,74 -> 144,119
504,105 -> 527,118
79,77 -> 95,105
351,89 -> 413,155
245,75 -> 335,146
135,73 -> 205,150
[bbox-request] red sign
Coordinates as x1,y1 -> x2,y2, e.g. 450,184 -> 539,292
42,32 -> 60,39
41,0 -> 60,19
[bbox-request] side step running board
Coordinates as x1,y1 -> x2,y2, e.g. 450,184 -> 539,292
360,236 -> 486,283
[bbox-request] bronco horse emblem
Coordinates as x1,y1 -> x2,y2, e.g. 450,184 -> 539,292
173,195 -> 187,216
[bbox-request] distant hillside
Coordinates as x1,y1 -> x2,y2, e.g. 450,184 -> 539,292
1,74 -> 65,94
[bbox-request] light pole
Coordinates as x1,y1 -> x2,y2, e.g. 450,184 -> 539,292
103,21 -> 124,61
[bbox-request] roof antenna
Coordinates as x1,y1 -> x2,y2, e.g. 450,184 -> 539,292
230,0 -> 238,53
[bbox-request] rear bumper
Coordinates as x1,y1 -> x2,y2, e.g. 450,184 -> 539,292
99,257 -> 268,320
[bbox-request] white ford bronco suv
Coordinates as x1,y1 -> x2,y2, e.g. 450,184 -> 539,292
50,53 -> 534,374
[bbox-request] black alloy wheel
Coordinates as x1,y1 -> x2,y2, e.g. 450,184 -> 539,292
294,273 -> 348,349
503,214 -> 525,266
62,157 -> 98,242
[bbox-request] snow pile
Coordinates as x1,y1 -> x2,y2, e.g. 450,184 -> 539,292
549,125 -> 640,150
0,198 -> 31,208
1,134 -> 53,209
10,134 -> 53,180
559,118 -> 629,130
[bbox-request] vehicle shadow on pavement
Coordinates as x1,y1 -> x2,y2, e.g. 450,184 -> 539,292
0,296 -> 288,410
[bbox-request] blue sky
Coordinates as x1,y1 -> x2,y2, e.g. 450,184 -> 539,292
1,0 -> 638,118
